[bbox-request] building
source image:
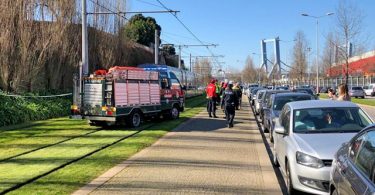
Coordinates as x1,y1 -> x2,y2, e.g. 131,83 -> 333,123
328,50 -> 375,77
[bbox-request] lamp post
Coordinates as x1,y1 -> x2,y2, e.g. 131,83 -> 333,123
301,12 -> 334,93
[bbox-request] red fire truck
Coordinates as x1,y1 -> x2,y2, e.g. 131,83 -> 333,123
71,66 -> 186,127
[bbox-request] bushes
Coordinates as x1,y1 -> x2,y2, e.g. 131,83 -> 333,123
0,93 -> 71,127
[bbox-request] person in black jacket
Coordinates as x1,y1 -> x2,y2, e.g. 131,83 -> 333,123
232,82 -> 242,110
221,82 -> 238,128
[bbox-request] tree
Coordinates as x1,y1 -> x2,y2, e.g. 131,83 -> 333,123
321,32 -> 336,78
123,14 -> 161,46
193,58 -> 212,85
290,31 -> 309,82
241,56 -> 258,83
162,44 -> 176,55
335,0 -> 364,84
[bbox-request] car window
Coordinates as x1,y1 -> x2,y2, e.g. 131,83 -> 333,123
363,86 -> 369,90
273,95 -> 311,111
352,87 -> 362,90
161,78 -> 170,89
170,78 -> 181,90
350,133 -> 366,160
355,131 -> 375,181
293,107 -> 372,133
280,106 -> 290,132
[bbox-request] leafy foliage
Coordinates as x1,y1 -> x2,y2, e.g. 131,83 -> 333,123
0,93 -> 71,127
123,14 -> 162,46
162,45 -> 176,55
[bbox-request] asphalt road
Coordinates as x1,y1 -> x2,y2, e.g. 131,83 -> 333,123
361,105 -> 375,121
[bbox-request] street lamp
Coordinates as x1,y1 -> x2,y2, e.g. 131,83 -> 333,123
301,12 -> 334,93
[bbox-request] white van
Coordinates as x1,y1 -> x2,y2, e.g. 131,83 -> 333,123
364,83 -> 375,96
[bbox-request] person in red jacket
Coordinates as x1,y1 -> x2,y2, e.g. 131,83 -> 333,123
206,79 -> 218,118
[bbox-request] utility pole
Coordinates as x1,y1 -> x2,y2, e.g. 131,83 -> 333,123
154,29 -> 159,64
189,53 -> 192,71
82,0 -> 89,76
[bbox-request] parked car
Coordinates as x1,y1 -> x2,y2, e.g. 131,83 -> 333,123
263,93 -> 314,142
364,83 -> 375,96
254,89 -> 267,115
259,90 -> 290,126
349,86 -> 365,99
250,87 -> 263,105
330,124 -> 375,195
293,88 -> 319,99
320,87 -> 328,93
272,100 -> 373,194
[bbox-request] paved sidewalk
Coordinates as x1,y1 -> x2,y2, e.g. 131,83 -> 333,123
74,96 -> 282,195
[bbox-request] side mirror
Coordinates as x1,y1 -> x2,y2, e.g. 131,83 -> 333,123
274,120 -> 287,135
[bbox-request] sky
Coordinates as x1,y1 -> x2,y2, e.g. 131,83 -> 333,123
127,0 -> 375,73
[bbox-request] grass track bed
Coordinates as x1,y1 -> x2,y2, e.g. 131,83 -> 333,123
0,95 -> 206,194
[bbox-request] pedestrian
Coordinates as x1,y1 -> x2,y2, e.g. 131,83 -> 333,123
215,79 -> 221,106
232,82 -> 242,110
222,81 -> 238,128
328,83 -> 351,101
206,79 -> 218,118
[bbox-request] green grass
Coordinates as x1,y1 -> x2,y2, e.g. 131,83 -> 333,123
0,95 -> 206,195
319,93 -> 375,106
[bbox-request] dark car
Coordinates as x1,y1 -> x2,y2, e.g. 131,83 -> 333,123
293,88 -> 319,99
330,124 -> 375,195
262,92 -> 313,142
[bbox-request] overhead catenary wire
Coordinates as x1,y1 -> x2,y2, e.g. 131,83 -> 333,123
155,0 -> 222,68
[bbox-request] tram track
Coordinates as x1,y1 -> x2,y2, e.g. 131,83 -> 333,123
0,97 -> 205,195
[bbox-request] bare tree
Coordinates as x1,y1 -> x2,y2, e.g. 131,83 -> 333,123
241,56 -> 258,84
290,31 -> 309,82
321,32 -> 336,78
193,58 -> 212,85
335,0 -> 364,84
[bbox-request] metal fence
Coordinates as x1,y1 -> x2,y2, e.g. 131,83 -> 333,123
280,76 -> 375,87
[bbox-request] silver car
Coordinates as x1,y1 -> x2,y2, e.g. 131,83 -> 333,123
263,93 -> 313,142
330,124 -> 375,195
254,89 -> 267,115
273,100 -> 373,194
349,86 -> 365,99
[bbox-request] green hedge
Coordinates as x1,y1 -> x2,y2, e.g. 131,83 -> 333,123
0,93 -> 71,127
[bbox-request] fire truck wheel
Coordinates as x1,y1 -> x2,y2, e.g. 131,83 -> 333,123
170,106 -> 180,119
127,110 -> 142,127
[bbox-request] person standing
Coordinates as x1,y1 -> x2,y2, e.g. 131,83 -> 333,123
328,83 -> 351,101
222,82 -> 238,128
206,79 -> 218,118
232,82 -> 242,110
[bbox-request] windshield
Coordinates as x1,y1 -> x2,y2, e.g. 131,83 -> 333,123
293,107 -> 372,133
273,96 -> 311,111
257,91 -> 264,99
352,87 -> 362,90
295,88 -> 314,95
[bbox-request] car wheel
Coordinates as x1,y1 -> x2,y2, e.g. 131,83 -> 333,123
286,163 -> 297,195
362,96 -> 365,99
272,146 -> 279,167
269,129 -> 274,143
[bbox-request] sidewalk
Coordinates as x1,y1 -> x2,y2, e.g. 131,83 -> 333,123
74,96 -> 282,195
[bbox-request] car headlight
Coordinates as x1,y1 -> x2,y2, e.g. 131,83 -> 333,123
296,151 -> 324,168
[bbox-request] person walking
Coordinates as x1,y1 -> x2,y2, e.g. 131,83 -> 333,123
222,81 -> 238,128
232,82 -> 242,110
206,79 -> 218,118
328,83 -> 351,101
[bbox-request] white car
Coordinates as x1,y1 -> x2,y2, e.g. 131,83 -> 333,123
364,83 -> 375,96
272,100 -> 373,195
254,89 -> 267,114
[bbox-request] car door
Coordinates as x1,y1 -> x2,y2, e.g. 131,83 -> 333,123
276,106 -> 291,172
338,132 -> 367,195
